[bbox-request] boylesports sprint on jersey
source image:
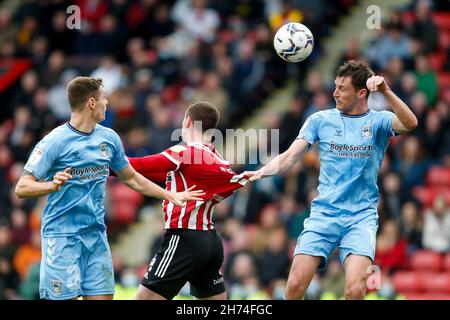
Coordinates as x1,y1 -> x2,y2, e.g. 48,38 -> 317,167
24,123 -> 129,237
297,109 -> 396,215
295,109 -> 395,268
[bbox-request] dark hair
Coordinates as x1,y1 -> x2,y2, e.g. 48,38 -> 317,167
67,77 -> 103,111
186,101 -> 220,132
336,60 -> 375,93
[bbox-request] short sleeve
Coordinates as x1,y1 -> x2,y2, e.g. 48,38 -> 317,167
160,145 -> 188,171
109,131 -> 130,172
297,114 -> 319,147
377,111 -> 396,137
24,138 -> 59,180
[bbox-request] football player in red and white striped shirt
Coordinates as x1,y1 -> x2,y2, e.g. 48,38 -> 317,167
131,101 -> 248,300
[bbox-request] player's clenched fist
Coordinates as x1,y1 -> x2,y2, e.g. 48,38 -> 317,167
52,168 -> 73,191
366,75 -> 388,93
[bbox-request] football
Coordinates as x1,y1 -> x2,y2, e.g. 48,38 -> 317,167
273,22 -> 314,63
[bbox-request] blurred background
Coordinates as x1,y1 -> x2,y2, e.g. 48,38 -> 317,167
0,0 -> 450,300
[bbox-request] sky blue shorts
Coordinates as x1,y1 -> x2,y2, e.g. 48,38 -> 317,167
294,211 -> 378,270
40,228 -> 114,300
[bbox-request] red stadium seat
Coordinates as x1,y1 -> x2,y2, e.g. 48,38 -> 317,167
437,72 -> 450,91
412,186 -> 437,208
413,186 -> 450,208
410,250 -> 443,272
401,11 -> 415,27
404,292 -> 450,300
427,52 -> 446,71
112,202 -> 138,225
421,272 -> 450,294
444,253 -> 450,271
110,183 -> 144,207
439,30 -> 450,49
432,12 -> 450,30
426,166 -> 450,187
392,271 -> 422,293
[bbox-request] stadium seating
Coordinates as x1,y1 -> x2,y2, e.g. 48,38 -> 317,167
444,253 -> 450,271
392,271 -> 422,293
428,52 -> 446,71
412,186 -> 450,208
432,12 -> 450,30
439,30 -> 450,49
404,292 -> 450,300
409,250 -> 443,272
109,183 -> 144,225
392,271 -> 450,295
420,272 -> 450,294
437,72 -> 450,91
426,166 -> 450,187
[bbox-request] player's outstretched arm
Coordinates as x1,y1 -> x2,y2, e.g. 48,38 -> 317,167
15,168 -> 73,198
245,138 -> 309,181
116,165 -> 205,207
366,75 -> 418,134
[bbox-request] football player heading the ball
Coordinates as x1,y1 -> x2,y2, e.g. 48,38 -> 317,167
245,60 -> 418,299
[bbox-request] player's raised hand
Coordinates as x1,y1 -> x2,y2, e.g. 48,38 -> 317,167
52,168 -> 72,191
366,75 -> 387,93
243,170 -> 262,182
171,185 -> 205,207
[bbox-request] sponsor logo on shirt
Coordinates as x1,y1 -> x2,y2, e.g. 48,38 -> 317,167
330,142 -> 374,158
70,164 -> 109,181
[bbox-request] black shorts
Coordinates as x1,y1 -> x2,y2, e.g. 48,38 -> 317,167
141,228 -> 225,299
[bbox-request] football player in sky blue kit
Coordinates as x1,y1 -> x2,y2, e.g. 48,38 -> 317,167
15,77 -> 204,300
246,61 -> 418,299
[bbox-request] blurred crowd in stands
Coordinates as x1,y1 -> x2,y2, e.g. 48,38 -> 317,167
1,0 -> 450,300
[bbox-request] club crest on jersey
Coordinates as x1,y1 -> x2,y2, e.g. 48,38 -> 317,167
361,125 -> 373,138
99,143 -> 109,157
51,280 -> 63,296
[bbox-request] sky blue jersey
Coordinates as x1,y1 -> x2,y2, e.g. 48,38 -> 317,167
297,109 -> 396,215
24,123 -> 129,237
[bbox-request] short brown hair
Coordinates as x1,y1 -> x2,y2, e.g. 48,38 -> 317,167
186,101 -> 220,132
67,76 -> 103,110
336,60 -> 375,93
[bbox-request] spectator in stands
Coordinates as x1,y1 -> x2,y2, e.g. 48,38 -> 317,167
399,201 -> 423,253
48,69 -> 79,121
397,72 -> 417,107
177,0 -> 220,43
269,0 -> 303,31
9,208 -> 31,247
420,109 -> 445,158
12,229 -> 41,280
257,226 -> 291,287
380,172 -> 403,221
320,254 -> 345,300
375,219 -> 408,274
414,54 -> 438,105
409,0 -> 439,54
192,72 -> 230,127
394,136 -> 429,195
422,195 -> 450,252
90,55 -> 126,94
364,22 -> 411,70
279,95 -> 307,153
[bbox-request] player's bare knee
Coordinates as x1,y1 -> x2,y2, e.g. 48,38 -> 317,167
285,278 -> 307,300
344,282 -> 366,300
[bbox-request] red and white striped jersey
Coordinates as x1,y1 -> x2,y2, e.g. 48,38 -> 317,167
129,143 -> 248,231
